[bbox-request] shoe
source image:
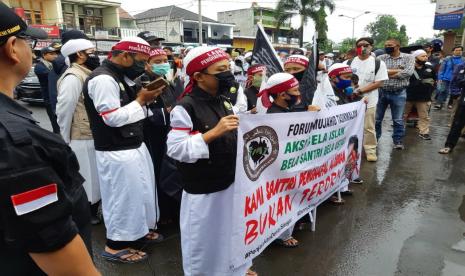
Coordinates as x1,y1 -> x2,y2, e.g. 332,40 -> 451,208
433,104 -> 442,110
351,178 -> 364,184
448,105 -> 453,109
419,133 -> 432,140
393,143 -> 405,150
366,153 -> 378,162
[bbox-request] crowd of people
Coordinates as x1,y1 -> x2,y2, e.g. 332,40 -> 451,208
2,2 -> 465,275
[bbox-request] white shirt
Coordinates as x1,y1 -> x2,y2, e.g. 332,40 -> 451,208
345,56 -> 388,108
87,75 -> 150,128
56,74 -> 82,144
166,105 -> 210,163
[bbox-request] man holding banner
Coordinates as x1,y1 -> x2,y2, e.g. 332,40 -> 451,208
167,46 -> 255,276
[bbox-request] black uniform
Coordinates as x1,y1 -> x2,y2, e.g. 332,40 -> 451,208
0,93 -> 92,275
407,64 -> 436,102
244,86 -> 259,111
177,86 -> 237,194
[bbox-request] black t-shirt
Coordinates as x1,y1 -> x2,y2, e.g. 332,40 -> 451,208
407,64 -> 436,102
0,93 -> 88,274
267,103 -> 291,114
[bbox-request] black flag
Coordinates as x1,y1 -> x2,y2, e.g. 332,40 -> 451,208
297,33 -> 318,108
251,24 -> 283,76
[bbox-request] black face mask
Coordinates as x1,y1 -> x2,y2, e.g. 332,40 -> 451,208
384,47 -> 395,54
416,60 -> 426,66
292,71 -> 305,82
83,53 -> 101,71
285,93 -> 299,107
124,57 -> 146,80
213,70 -> 236,95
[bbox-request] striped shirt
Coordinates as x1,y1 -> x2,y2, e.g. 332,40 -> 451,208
378,53 -> 415,91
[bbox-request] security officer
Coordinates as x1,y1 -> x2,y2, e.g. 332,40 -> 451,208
0,3 -> 99,275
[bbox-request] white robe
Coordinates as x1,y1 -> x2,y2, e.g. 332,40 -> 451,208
56,74 -> 100,204
167,105 -> 251,276
87,74 -> 159,241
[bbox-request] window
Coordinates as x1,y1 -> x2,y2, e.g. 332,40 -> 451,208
34,11 -> 42,24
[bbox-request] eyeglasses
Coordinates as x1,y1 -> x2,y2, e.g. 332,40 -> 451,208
16,35 -> 37,49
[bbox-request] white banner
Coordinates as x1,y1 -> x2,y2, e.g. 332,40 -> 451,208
229,101 -> 366,269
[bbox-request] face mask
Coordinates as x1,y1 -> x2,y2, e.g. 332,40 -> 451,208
384,47 -> 395,54
416,60 -> 426,66
151,63 -> 171,76
83,53 -> 101,71
213,70 -> 236,95
285,92 -> 299,107
124,56 -> 146,80
252,75 -> 262,88
292,71 -> 305,82
356,46 -> 370,56
335,76 -> 352,89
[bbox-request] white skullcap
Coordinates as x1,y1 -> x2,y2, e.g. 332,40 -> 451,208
412,49 -> 427,58
61,39 -> 95,66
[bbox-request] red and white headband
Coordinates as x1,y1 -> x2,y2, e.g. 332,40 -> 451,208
284,55 -> 309,68
257,73 -> 299,108
328,64 -> 353,78
150,48 -> 167,58
111,40 -> 151,55
185,48 -> 229,76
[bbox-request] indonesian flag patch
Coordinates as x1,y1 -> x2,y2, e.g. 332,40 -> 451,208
10,184 -> 58,216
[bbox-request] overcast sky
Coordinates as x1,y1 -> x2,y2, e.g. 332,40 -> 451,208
122,0 -> 439,44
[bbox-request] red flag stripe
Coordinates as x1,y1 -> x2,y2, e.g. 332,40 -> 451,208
11,184 -> 57,206
99,108 -> 119,117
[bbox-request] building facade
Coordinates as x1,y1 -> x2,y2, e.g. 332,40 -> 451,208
217,4 -> 299,50
3,0 -> 138,43
134,5 -> 234,47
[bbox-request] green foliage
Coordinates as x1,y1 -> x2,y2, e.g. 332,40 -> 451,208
274,0 -> 335,47
365,15 -> 409,48
335,37 -> 357,54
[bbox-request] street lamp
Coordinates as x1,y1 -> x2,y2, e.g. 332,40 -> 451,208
339,11 -> 371,42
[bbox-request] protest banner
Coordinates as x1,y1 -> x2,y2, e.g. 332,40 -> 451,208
229,101 -> 366,269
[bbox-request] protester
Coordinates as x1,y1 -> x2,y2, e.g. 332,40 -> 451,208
83,37 -> 165,263
137,47 -> 180,223
435,46 -> 465,110
56,38 -> 102,224
327,63 -> 366,196
377,38 -> 415,150
318,51 -> 328,72
166,46 -> 256,276
283,54 -> 315,110
244,64 -> 266,113
34,45 -> 60,133
439,69 -> 465,154
137,31 -> 164,48
404,49 -> 436,140
344,37 -> 388,161
47,30 -> 89,133
258,72 -> 319,245
0,3 -> 99,274
423,42 -> 440,71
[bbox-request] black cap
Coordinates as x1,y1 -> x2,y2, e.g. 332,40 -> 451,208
137,31 -> 165,43
61,29 -> 88,44
0,2 -> 47,44
40,46 -> 57,55
356,37 -> 374,46
423,42 -> 433,48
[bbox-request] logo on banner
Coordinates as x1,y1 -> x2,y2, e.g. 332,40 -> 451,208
243,126 -> 279,181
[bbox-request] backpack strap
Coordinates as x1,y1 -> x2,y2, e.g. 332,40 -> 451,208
375,58 -> 380,75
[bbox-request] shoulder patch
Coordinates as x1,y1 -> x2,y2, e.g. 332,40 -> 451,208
10,184 -> 58,216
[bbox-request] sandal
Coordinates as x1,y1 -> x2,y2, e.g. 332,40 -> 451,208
438,147 -> 452,154
329,195 -> 345,205
101,248 -> 148,264
246,268 -> 258,276
137,231 -> 164,245
274,237 -> 299,248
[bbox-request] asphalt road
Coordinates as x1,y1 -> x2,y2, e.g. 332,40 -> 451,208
23,101 -> 465,276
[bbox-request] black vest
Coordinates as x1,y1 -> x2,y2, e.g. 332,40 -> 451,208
83,60 -> 144,151
177,86 -> 237,194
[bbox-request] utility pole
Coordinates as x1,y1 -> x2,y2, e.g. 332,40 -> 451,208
198,0 -> 203,45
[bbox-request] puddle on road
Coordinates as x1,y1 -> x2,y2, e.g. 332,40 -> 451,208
441,260 -> 465,276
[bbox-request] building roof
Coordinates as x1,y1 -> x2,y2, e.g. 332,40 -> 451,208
134,5 -> 218,23
118,7 -> 134,20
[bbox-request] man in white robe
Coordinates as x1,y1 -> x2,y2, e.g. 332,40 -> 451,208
167,46 -> 256,276
56,39 -> 101,222
83,37 -> 165,263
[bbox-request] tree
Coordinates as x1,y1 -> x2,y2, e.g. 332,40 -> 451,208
274,0 -> 335,47
335,37 -> 357,54
365,15 -> 410,48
